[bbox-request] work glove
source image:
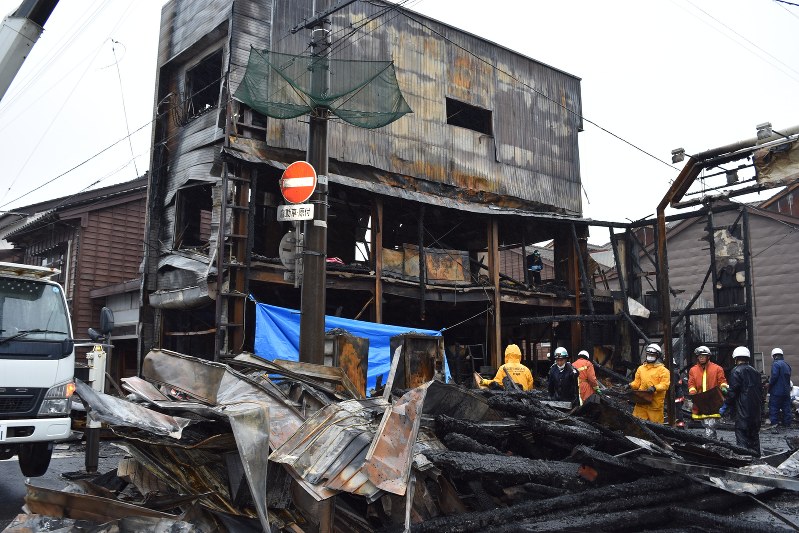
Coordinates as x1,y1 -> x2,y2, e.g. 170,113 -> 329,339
647,386 -> 656,393
719,404 -> 729,417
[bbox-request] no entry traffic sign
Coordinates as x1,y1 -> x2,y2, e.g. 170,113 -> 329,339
280,161 -> 317,204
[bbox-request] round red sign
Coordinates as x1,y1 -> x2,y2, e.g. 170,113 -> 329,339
280,161 -> 317,204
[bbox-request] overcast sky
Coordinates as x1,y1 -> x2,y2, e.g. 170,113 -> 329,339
0,0 -> 797,243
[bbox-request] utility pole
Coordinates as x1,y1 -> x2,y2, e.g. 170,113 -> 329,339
297,8 -> 333,365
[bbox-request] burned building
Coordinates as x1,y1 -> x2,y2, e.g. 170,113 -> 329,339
140,0 -> 622,375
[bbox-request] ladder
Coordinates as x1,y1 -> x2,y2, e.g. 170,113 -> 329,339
214,163 -> 255,360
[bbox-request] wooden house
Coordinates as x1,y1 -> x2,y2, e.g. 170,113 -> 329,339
0,177 -> 148,378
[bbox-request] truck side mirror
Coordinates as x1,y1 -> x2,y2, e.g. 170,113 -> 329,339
99,307 -> 114,335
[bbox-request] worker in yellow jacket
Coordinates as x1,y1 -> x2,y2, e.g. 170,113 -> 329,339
481,344 -> 534,391
630,343 -> 671,423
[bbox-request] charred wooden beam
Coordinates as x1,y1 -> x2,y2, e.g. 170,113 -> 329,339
566,444 -> 652,483
522,417 -> 603,448
434,415 -> 507,446
424,451 -> 584,490
641,419 -> 757,456
442,433 -> 504,456
413,475 -> 686,533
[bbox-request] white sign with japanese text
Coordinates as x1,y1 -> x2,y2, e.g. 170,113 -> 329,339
277,203 -> 314,222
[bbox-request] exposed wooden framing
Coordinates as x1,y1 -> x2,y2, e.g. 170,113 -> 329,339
487,218 -> 501,369
372,197 -> 383,323
418,204 -> 426,321
569,227 -> 582,348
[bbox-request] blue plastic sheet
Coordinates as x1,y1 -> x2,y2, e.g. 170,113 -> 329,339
254,303 -> 446,391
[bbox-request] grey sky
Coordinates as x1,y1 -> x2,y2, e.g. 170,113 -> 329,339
0,0 -> 796,243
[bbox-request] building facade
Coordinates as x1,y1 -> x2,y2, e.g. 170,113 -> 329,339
141,0 -> 606,372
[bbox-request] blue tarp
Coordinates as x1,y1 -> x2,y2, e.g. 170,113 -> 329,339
254,302 -> 445,391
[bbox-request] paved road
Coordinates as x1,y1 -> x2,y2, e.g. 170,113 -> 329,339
0,440 -> 125,530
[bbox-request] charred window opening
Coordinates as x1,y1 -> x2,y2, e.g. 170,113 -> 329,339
185,50 -> 222,120
235,103 -> 268,140
327,188 -> 372,268
446,97 -> 493,136
175,184 -> 213,249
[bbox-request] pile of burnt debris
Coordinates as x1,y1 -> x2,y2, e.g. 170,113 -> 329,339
6,348 -> 799,533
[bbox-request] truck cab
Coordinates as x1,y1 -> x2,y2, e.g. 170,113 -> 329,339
0,261 -> 75,476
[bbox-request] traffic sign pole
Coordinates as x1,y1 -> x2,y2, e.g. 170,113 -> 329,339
299,23 -> 330,366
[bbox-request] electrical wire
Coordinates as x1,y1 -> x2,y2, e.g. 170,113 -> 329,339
673,0 -> 799,84
111,38 -> 139,178
395,10 -> 678,171
0,0 -> 138,205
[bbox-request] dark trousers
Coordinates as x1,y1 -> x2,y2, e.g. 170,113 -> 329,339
769,394 -> 793,426
735,426 -> 761,456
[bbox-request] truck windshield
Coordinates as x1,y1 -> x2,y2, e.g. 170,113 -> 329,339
0,278 -> 70,342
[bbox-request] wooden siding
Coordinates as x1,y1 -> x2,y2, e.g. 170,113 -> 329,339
72,199 -> 146,338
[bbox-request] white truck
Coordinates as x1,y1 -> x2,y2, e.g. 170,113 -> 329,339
0,261 -> 75,476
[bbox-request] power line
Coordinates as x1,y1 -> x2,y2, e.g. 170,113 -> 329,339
673,0 -> 799,84
110,38 -> 139,178
397,10 -> 678,171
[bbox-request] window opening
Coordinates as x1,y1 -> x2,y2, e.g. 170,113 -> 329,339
175,184 -> 213,249
185,50 -> 223,120
446,97 -> 493,136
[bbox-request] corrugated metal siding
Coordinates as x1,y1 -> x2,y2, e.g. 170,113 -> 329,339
665,208 -> 799,372
158,0 -> 231,64
257,0 -> 582,214
748,210 -> 799,372
229,1 -> 273,91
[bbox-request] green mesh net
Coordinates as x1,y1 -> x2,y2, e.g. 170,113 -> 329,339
234,47 -> 412,129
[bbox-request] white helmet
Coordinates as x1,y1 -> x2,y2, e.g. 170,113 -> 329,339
554,347 -> 569,359
694,346 -> 711,356
577,350 -> 590,359
645,343 -> 662,356
772,347 -> 784,358
732,346 -> 751,359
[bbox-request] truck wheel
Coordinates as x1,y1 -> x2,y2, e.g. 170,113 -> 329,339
19,442 -> 53,477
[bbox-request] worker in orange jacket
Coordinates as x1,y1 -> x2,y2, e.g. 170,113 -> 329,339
574,349 -> 600,404
630,344 -> 671,423
481,344 -> 534,391
688,345 -> 728,439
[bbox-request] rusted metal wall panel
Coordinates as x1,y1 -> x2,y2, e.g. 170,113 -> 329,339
257,0 -> 582,214
382,245 -> 470,284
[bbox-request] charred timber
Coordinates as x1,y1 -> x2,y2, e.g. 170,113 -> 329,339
642,419 -> 758,456
566,444 -> 652,482
434,415 -> 507,447
412,475 -> 686,533
485,393 -> 567,421
504,485 -> 713,532
424,451 -> 584,489
523,416 -> 603,447
442,433 -> 505,455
